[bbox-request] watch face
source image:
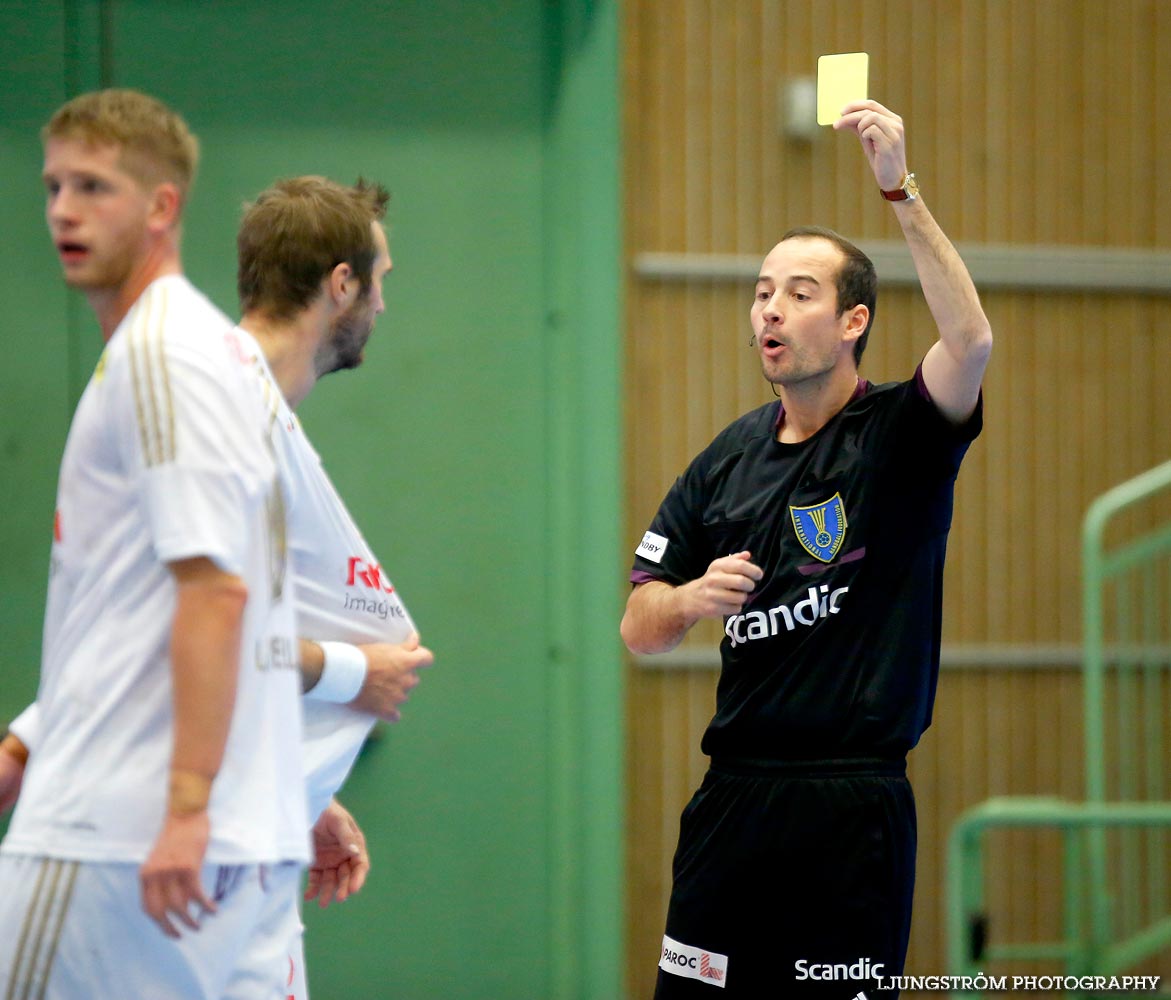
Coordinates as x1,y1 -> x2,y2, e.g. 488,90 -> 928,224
904,173 -> 919,198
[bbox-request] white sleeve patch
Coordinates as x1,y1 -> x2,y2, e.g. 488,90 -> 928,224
636,530 -> 669,564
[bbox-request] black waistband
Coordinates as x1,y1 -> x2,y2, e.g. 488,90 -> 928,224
710,755 -> 906,778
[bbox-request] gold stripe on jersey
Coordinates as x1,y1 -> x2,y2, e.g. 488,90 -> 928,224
4,857 -> 49,999
37,861 -> 80,1000
127,297 -> 155,466
258,367 -> 281,436
155,286 -> 177,464
254,366 -> 288,599
129,286 -> 177,467
25,860 -> 66,998
142,285 -> 168,466
4,859 -> 78,1000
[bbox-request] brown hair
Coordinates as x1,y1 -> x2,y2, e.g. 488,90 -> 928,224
42,89 -> 199,201
237,177 -> 390,320
781,226 -> 877,365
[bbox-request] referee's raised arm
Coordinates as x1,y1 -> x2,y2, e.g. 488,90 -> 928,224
835,99 -> 993,424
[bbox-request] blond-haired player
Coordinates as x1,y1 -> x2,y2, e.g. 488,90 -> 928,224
0,167 -> 435,997
0,89 -> 308,999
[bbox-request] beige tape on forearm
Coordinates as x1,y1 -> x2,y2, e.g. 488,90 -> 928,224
168,768 -> 213,816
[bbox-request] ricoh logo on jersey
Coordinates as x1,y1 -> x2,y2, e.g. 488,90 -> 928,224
724,583 -> 848,648
344,556 -> 406,622
347,557 -> 395,593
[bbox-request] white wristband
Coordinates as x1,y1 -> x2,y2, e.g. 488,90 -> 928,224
306,642 -> 367,704
9,702 -> 40,753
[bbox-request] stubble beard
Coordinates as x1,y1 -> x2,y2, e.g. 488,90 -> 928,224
316,301 -> 373,377
61,245 -> 135,295
759,344 -> 837,392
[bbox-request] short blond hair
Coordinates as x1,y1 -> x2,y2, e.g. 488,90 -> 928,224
42,89 -> 200,201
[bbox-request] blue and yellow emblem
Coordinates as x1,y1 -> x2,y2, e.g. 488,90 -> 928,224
789,492 -> 848,563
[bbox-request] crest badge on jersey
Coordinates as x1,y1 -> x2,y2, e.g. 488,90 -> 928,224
789,492 -> 848,563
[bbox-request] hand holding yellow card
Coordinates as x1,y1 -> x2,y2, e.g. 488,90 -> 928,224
816,52 -> 869,126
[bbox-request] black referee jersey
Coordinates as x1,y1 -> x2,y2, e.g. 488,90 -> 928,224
632,366 -> 982,762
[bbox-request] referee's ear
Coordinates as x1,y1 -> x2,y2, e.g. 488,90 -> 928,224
841,302 -> 868,356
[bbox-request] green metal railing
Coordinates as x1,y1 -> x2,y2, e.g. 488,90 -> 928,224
948,459 -> 1171,992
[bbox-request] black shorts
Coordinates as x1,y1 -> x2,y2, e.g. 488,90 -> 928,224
654,757 -> 916,999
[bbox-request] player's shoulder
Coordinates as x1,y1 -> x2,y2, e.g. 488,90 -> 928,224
118,273 -> 227,343
152,277 -> 232,349
113,276 -> 247,377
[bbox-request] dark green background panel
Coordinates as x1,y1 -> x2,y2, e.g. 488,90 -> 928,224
0,2 -> 71,719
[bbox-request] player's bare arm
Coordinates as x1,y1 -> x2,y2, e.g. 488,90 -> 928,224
0,733 -> 28,814
621,552 -> 763,655
141,555 -> 247,938
300,633 -> 434,722
298,638 -> 327,692
349,633 -> 433,721
835,100 -> 992,423
305,797 -> 370,909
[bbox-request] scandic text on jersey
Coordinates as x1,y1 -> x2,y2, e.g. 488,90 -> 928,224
724,583 -> 848,648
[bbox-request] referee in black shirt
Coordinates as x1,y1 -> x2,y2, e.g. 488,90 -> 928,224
622,101 -> 992,998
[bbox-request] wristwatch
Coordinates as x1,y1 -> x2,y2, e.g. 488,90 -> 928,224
881,172 -> 919,202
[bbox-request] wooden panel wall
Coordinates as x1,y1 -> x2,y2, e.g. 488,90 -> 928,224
621,1 -> 1171,994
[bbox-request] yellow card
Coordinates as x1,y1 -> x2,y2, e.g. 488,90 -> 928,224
817,52 -> 869,126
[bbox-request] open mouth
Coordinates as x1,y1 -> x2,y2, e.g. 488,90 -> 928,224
762,334 -> 784,352
57,241 -> 88,261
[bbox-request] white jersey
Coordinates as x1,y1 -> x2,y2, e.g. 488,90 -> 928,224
6,703 -> 38,750
242,329 -> 417,824
2,277 -> 308,865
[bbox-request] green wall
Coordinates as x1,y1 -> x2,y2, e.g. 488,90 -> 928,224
0,4 -> 71,700
0,2 -> 623,997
